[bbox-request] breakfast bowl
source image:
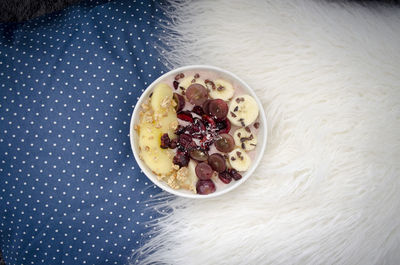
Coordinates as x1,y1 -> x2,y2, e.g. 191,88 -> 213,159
130,65 -> 267,199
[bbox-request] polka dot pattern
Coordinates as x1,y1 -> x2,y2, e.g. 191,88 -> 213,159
0,0 -> 169,264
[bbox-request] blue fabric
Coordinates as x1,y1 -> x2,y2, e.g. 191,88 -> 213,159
0,0 -> 169,264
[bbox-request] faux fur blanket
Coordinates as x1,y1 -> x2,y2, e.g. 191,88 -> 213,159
132,0 -> 400,264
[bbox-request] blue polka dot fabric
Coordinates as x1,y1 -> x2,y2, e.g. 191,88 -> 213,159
0,0 -> 170,264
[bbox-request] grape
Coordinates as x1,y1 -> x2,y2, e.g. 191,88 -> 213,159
186,84 -> 208,106
214,133 -> 235,153
208,153 -> 226,173
195,162 -> 214,180
208,99 -> 228,120
202,99 -> 211,115
196,179 -> 216,195
189,149 -> 209,162
173,93 -> 185,112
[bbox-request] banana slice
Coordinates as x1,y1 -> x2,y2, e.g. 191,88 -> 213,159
178,76 -> 206,90
208,79 -> 235,100
233,127 -> 258,151
228,95 -> 259,127
228,148 -> 251,172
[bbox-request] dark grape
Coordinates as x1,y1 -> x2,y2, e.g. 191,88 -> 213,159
195,162 -> 213,180
189,149 -> 209,162
208,153 -> 226,173
186,84 -> 208,106
208,99 -> 228,120
196,179 -> 216,195
214,133 -> 235,153
202,99 -> 211,115
173,93 -> 185,112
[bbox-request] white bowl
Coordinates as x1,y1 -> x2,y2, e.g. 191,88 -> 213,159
130,65 -> 267,199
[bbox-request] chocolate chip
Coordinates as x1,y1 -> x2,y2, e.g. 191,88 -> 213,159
236,98 -> 241,103
236,151 -> 241,156
173,81 -> 179,90
241,143 -> 245,149
175,73 -> 184,80
230,111 -> 237,118
149,92 -> 153,98
191,78 -> 196,83
245,126 -> 251,133
250,143 -> 256,146
234,106 -> 239,112
217,85 -> 224,91
254,122 -> 260,129
231,157 -> 236,161
239,118 -> 245,127
237,132 -> 241,137
179,86 -> 185,90
205,79 -> 216,90
194,73 -> 200,78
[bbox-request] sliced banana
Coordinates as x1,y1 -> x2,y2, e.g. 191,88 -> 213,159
208,79 -> 235,100
233,127 -> 258,151
178,76 -> 206,90
228,148 -> 251,172
228,95 -> 259,127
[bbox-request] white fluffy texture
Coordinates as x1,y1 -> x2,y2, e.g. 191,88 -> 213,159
132,1 -> 400,264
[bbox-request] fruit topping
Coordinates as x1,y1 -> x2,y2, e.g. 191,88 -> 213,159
192,105 -> 205,116
233,127 -> 257,151
228,95 -> 259,127
208,153 -> 226,173
218,171 -> 232,184
195,162 -> 214,180
216,119 -> 231,134
201,114 -> 216,129
177,111 -> 194,123
160,133 -> 170,149
189,149 -> 209,162
186,83 -> 208,106
214,133 -> 235,153
177,134 -> 193,151
208,99 -> 228,120
168,138 -> 177,149
228,168 -> 242,181
173,151 -> 189,167
228,148 -> 251,172
173,93 -> 185,112
202,99 -> 211,115
209,79 -> 235,101
173,80 -> 179,90
196,179 -> 216,195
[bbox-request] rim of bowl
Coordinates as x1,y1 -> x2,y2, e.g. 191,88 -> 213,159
129,65 -> 267,199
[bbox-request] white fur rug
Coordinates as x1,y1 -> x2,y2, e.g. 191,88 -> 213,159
132,1 -> 400,264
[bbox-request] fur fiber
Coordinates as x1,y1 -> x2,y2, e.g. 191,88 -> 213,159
131,0 -> 400,264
